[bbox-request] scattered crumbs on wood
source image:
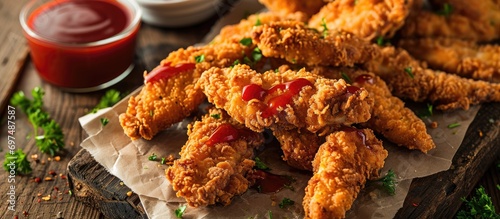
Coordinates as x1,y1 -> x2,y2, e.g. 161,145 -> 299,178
42,195 -> 51,201
45,177 -> 53,181
54,156 -> 61,161
120,181 -> 124,186
270,194 -> 278,207
127,191 -> 133,197
56,211 -> 63,219
479,130 -> 483,137
430,121 -> 438,129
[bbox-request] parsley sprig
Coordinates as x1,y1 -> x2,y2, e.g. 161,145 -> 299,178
456,186 -> 500,219
374,169 -> 397,195
436,3 -> 453,17
3,149 -> 32,175
254,157 -> 270,170
236,37 -> 263,67
10,87 -> 64,156
279,197 -> 295,209
89,89 -> 123,114
321,18 -> 328,38
175,205 -> 187,218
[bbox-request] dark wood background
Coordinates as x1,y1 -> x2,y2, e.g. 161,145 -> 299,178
0,0 -> 499,218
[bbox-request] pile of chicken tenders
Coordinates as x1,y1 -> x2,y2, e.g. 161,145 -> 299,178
118,0 -> 500,218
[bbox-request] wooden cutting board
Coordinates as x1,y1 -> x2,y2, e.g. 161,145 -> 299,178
67,102 -> 500,219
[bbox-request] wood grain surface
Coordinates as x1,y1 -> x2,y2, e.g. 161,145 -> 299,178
395,102 -> 500,218
0,0 -> 30,115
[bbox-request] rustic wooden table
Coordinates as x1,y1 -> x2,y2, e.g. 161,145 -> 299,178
0,0 -> 499,218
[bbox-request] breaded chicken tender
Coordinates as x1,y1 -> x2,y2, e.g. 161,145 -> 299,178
303,128 -> 388,219
271,126 -> 323,171
196,64 -> 374,135
428,0 -> 498,19
251,21 -> 379,67
364,46 -> 500,110
258,0 -> 326,17
399,37 -> 500,83
399,10 -> 498,42
119,42 -> 256,140
308,0 -> 414,41
211,11 -> 308,45
313,66 -> 435,153
165,108 -> 264,207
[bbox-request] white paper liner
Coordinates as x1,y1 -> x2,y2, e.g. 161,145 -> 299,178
78,0 -> 481,218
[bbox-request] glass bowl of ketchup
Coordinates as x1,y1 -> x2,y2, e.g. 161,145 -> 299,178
20,0 -> 142,92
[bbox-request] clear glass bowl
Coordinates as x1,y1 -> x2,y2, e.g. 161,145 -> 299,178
20,0 -> 142,92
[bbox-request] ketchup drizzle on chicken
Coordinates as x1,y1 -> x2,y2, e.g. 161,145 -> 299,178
354,74 -> 374,84
144,62 -> 196,83
241,78 -> 314,118
205,123 -> 258,146
249,170 -> 292,193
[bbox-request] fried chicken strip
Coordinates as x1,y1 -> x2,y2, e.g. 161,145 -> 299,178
308,0 -> 415,41
303,128 -> 388,219
364,46 -> 500,110
399,9 -> 498,42
165,108 -> 264,207
250,21 -> 379,67
258,0 -> 326,17
196,64 -> 374,134
211,11 -> 308,45
399,37 -> 500,83
311,66 -> 435,153
428,0 -> 500,26
271,126 -> 323,171
119,42 -> 256,140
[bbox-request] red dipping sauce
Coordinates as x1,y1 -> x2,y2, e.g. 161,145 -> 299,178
241,78 -> 314,118
20,0 -> 142,92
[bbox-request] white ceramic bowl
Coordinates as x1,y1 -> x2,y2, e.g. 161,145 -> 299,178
134,0 -> 222,27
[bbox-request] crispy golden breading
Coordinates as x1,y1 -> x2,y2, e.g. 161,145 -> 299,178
271,126 -> 323,171
196,64 -> 374,134
119,42 -> 255,140
303,128 -> 388,219
258,0 -> 326,17
428,0 -> 500,23
250,21 -> 379,67
308,0 -> 414,41
364,46 -> 500,110
399,37 -> 500,83
312,66 -> 435,153
211,11 -> 308,45
165,108 -> 264,207
119,65 -> 204,140
399,10 -> 498,42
